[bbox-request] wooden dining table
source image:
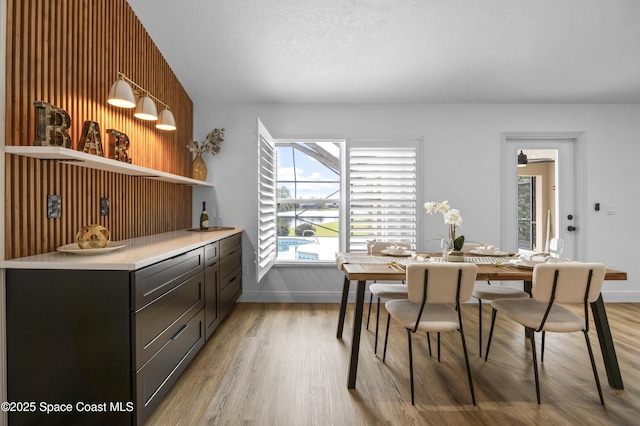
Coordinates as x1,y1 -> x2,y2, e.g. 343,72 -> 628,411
335,254 -> 628,390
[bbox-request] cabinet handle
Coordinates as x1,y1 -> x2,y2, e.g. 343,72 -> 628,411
170,323 -> 189,341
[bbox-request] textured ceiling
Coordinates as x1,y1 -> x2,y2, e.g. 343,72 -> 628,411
127,0 -> 640,105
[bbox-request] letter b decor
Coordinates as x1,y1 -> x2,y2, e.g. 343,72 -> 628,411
33,101 -> 72,147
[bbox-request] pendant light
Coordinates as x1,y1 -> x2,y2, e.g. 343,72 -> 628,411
156,108 -> 176,131
134,94 -> 158,121
517,150 -> 528,167
107,72 -> 177,130
107,77 -> 136,108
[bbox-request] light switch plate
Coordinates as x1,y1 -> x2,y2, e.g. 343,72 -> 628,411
101,197 -> 110,216
47,195 -> 62,218
605,205 -> 616,215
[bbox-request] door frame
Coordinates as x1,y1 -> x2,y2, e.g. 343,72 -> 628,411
500,131 -> 587,260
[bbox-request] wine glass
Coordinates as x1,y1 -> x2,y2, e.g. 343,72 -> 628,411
366,234 -> 377,255
441,238 -> 454,260
549,237 -> 565,261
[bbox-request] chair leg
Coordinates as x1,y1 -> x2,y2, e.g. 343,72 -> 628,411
366,292 -> 373,330
437,332 -> 441,362
383,313 -> 391,363
459,321 -> 477,406
584,331 -> 605,405
541,331 -> 546,363
478,299 -> 483,357
529,328 -> 541,404
427,332 -> 432,357
407,329 -> 415,405
374,297 -> 381,354
484,308 -> 498,362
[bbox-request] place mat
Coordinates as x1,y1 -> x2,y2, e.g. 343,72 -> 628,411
335,252 -> 572,269
431,256 -> 572,264
430,256 -> 510,264
335,253 -> 411,270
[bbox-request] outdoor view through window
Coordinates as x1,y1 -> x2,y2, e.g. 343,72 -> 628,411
276,141 -> 342,261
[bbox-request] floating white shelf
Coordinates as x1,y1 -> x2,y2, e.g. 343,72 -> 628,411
4,145 -> 213,187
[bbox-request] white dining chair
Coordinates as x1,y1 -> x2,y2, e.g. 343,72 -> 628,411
382,262 -> 478,405
464,242 -> 530,356
484,262 -> 607,405
472,284 -> 529,356
366,241 -> 411,354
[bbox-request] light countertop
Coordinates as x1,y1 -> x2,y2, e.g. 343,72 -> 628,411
0,228 -> 243,271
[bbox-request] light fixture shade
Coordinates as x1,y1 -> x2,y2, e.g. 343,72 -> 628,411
134,95 -> 158,120
517,150 -> 528,167
107,79 -> 136,108
156,108 -> 176,131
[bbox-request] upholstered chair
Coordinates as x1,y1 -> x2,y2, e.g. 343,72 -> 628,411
383,262 -> 478,405
366,241 -> 412,354
484,262 -> 607,405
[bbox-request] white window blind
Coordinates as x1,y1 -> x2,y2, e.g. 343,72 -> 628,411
348,143 -> 418,252
257,119 -> 276,282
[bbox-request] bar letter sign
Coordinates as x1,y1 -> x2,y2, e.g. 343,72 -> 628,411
33,101 -> 72,147
79,120 -> 104,156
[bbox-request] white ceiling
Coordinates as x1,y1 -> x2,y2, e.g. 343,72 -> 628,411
127,0 -> 640,105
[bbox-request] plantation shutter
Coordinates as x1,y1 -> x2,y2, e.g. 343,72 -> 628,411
348,141 -> 418,252
257,119 -> 277,282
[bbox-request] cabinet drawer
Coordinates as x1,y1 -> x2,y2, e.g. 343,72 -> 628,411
205,241 -> 219,267
134,272 -> 204,369
135,309 -> 205,425
220,233 -> 241,256
220,249 -> 241,280
220,267 -> 242,310
133,247 -> 204,310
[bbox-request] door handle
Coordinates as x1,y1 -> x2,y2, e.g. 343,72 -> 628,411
567,226 -> 577,232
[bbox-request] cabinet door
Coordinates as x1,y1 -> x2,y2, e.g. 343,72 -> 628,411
205,241 -> 220,267
204,263 -> 220,339
6,269 -> 133,425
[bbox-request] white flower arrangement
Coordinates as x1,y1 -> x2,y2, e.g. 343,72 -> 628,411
186,128 -> 225,156
424,200 -> 465,251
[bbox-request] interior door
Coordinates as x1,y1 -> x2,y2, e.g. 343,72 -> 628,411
501,134 -> 584,260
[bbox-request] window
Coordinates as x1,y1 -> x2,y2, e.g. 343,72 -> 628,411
518,176 -> 537,251
257,120 -> 420,279
275,140 -> 343,262
347,142 -> 418,252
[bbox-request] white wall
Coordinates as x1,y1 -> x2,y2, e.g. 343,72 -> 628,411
192,103 -> 640,303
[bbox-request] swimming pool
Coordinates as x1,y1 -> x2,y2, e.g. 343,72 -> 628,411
277,238 -> 319,260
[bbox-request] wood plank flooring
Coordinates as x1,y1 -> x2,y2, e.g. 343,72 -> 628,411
147,302 -> 640,425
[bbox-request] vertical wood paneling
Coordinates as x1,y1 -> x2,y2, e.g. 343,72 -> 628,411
5,0 -> 194,259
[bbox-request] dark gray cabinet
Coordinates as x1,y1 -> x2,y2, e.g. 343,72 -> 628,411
131,247 -> 206,423
5,232 -> 242,425
219,233 -> 243,319
204,241 -> 220,339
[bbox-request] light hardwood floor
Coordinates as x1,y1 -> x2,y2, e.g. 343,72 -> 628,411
147,302 -> 640,425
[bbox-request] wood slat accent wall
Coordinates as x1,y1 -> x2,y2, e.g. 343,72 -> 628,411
4,0 -> 194,259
